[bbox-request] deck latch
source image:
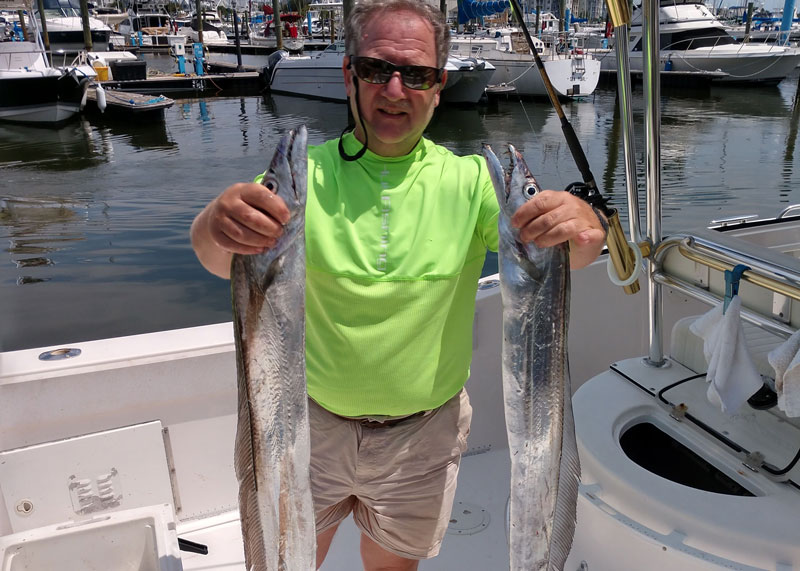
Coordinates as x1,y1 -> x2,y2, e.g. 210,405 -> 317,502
743,450 -> 765,472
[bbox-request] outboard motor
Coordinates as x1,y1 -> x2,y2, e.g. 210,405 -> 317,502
263,49 -> 289,84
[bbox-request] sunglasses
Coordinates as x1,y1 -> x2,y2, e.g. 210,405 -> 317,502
349,56 -> 444,91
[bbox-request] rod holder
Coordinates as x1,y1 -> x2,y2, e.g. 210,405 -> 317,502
605,0 -> 631,28
605,208 -> 641,294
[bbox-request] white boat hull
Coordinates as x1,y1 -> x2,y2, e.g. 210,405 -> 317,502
595,46 -> 800,84
489,54 -> 602,97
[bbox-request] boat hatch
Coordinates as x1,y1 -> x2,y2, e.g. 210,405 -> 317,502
620,421 -> 755,496
0,420 -> 174,532
633,222 -> 800,486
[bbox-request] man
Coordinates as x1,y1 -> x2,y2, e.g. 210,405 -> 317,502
190,1 -> 606,569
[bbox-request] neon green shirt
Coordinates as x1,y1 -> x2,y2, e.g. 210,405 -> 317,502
262,133 -> 499,416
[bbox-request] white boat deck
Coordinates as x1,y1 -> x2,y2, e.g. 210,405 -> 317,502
176,447 -> 513,570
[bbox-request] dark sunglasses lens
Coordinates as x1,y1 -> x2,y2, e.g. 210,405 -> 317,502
353,57 -> 438,90
353,58 -> 393,84
400,67 -> 438,90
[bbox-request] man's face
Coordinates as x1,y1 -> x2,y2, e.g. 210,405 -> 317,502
342,10 -> 446,157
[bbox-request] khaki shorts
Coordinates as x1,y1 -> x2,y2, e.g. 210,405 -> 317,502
309,389 -> 473,560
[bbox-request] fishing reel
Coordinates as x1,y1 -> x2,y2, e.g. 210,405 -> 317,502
564,181 -> 642,295
564,181 -> 611,217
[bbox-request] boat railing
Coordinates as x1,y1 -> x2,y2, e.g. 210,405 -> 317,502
653,227 -> 800,339
663,32 -> 789,54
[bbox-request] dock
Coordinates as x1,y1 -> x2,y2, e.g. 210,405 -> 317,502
97,71 -> 266,95
85,87 -> 175,119
599,69 -> 729,89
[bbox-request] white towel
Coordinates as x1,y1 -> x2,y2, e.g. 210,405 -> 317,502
767,328 -> 800,417
689,296 -> 763,413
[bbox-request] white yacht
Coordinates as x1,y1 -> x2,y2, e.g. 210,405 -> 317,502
591,0 -> 800,84
450,29 -> 602,98
0,4 -> 89,123
36,0 -> 112,54
117,11 -> 181,47
266,41 -> 496,104
177,10 -> 228,45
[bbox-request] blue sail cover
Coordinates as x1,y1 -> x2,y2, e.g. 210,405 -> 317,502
458,0 -> 510,24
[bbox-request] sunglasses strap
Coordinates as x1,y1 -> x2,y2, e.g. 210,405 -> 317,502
338,69 -> 369,162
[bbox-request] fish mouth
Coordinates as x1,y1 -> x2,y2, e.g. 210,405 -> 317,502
268,126 -> 307,202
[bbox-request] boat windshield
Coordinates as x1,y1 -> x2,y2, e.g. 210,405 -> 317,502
40,0 -> 80,17
632,27 -> 735,50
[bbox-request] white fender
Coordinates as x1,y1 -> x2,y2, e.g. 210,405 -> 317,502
95,85 -> 107,113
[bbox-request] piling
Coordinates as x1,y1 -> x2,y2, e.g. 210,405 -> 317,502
79,0 -> 92,50
195,0 -> 204,45
272,0 -> 282,50
744,2 -> 753,43
16,9 -> 28,40
36,0 -> 51,60
232,0 -> 243,71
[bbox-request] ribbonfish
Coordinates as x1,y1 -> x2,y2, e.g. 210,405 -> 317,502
231,125 -> 315,571
482,143 -> 579,571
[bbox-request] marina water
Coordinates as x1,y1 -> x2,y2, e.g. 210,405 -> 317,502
2,68 -> 800,351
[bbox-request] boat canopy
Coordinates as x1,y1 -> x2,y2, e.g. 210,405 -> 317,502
0,0 -> 31,9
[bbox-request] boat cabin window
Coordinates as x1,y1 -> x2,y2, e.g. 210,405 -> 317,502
632,28 -> 735,50
40,0 -> 80,17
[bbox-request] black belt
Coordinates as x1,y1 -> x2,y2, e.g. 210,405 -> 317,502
353,410 -> 428,429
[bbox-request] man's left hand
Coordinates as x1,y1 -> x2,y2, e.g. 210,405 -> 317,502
511,190 -> 607,270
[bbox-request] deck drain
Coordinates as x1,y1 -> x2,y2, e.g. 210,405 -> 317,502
446,501 -> 490,536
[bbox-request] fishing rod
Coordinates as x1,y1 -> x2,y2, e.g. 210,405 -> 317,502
507,0 -> 642,294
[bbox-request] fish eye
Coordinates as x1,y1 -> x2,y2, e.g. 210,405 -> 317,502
264,177 -> 278,193
523,184 -> 537,197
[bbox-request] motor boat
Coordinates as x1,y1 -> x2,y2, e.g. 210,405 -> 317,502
117,11 -> 181,47
591,0 -> 800,84
177,10 -> 228,46
265,41 -> 495,104
35,0 -> 112,55
90,5 -> 128,30
3,0 -> 800,569
451,29 -> 601,98
0,3 -> 89,123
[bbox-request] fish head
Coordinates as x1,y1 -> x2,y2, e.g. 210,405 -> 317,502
482,143 -> 542,220
260,125 -> 308,215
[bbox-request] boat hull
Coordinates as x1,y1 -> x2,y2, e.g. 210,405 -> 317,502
488,54 -> 602,97
0,73 -> 88,124
596,47 -> 800,85
267,50 -> 495,104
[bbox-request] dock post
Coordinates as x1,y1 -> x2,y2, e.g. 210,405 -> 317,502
35,0 -> 51,62
272,0 -> 282,50
232,0 -> 243,71
79,0 -> 93,50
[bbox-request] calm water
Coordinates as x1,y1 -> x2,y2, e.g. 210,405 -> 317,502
2,68 -> 800,351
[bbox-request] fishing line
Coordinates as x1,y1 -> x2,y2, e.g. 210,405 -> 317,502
516,95 -> 536,133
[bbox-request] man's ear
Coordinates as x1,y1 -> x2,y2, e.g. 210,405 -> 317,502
343,56 -> 355,97
434,69 -> 448,107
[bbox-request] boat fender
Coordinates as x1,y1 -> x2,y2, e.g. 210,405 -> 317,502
96,85 -> 107,113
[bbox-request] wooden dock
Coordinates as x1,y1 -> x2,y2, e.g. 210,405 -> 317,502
85,87 -> 175,119
97,71 -> 266,95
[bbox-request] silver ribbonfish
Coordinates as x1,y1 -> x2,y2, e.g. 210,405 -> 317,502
231,125 -> 315,571
482,143 -> 579,571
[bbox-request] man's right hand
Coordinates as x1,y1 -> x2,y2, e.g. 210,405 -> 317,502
190,182 -> 291,279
